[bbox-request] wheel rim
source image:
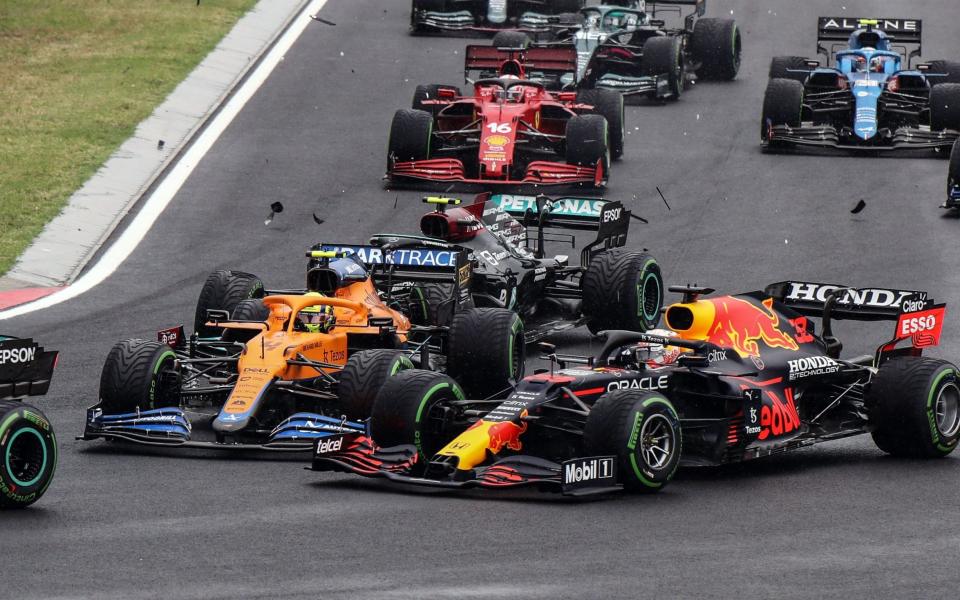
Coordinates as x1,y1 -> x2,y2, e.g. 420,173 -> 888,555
639,414 -> 675,470
935,382 -> 960,438
639,269 -> 662,324
5,428 -> 47,487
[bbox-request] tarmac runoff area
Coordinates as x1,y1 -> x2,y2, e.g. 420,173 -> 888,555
0,0 -> 314,311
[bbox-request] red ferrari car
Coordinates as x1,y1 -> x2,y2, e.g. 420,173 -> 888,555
386,45 -> 624,189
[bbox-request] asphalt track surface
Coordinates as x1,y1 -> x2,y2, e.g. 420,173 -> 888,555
4,1 -> 960,598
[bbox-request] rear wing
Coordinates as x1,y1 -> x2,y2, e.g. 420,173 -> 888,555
765,281 -> 945,361
481,194 -> 630,265
817,17 -> 922,64
647,0 -> 706,29
464,45 -> 577,80
0,337 -> 58,399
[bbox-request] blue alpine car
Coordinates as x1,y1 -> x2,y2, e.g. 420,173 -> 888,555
761,17 -> 960,152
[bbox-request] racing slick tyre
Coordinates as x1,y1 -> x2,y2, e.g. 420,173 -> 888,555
584,390 -> 681,493
388,109 -> 433,165
692,18 -> 741,81
412,84 -> 462,115
927,60 -> 960,85
0,401 -> 56,509
338,350 -> 413,420
446,308 -> 524,399
576,89 -> 625,160
929,83 -> 960,132
194,270 -> 264,338
582,250 -> 663,334
767,56 -> 809,82
491,31 -> 530,49
407,282 -> 452,326
99,339 -> 179,415
642,35 -> 684,99
869,357 -> 960,458
370,369 -> 464,459
761,78 -> 803,142
220,298 -> 270,345
565,114 -> 609,175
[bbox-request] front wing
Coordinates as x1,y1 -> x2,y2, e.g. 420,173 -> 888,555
764,124 -> 959,152
387,158 -> 605,188
311,433 -> 621,496
81,406 -> 365,451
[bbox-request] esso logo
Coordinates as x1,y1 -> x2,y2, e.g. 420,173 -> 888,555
602,208 -> 622,222
900,314 -> 938,336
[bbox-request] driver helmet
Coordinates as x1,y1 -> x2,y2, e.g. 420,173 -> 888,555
849,54 -> 867,72
869,55 -> 888,73
297,292 -> 336,333
632,328 -> 682,368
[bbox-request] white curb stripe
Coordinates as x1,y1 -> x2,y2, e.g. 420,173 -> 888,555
0,0 -> 328,321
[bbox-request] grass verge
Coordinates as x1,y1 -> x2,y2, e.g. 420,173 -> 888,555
0,0 -> 258,275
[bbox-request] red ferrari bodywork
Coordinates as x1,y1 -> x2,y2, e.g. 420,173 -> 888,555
387,46 -> 608,189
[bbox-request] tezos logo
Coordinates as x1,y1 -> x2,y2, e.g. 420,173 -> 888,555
316,437 -> 344,455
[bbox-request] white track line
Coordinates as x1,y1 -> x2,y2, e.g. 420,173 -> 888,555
0,0 -> 328,321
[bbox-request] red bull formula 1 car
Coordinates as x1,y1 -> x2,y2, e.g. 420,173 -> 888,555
312,281 -> 959,496
387,44 -> 622,189
1,336 -> 58,508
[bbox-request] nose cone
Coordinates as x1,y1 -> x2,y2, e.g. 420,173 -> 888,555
852,81 -> 881,140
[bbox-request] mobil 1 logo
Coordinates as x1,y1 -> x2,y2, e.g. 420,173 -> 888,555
561,456 -> 617,493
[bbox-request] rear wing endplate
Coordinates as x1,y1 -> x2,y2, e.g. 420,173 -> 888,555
0,337 -> 57,399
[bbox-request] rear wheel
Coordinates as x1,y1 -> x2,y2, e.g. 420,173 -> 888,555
582,250 -> 663,334
0,401 -> 57,509
99,339 -> 179,415
927,60 -> 960,85
388,109 -> 433,165
583,390 -> 681,493
565,114 -> 609,177
491,31 -> 530,49
692,18 -> 741,81
412,84 -> 461,115
194,270 -> 264,337
406,282 -> 452,326
642,35 -> 684,99
446,308 -> 524,399
768,56 -> 809,82
369,369 -> 464,459
576,89 -> 625,160
869,357 -> 960,458
761,78 -> 804,141
338,350 -> 413,420
930,83 -> 960,131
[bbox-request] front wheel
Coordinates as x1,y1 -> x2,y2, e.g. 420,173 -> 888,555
99,340 -> 180,414
930,83 -> 960,131
565,114 -> 609,178
869,357 -> 960,458
576,89 -> 625,160
338,350 -> 413,420
642,35 -> 684,99
446,308 -> 524,399
692,18 -> 741,81
761,78 -> 804,141
0,401 -> 57,509
583,390 -> 682,493
369,369 -> 464,460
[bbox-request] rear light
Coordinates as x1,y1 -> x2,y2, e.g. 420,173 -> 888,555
557,91 -> 577,102
887,76 -> 900,93
837,76 -> 848,91
437,87 -> 456,99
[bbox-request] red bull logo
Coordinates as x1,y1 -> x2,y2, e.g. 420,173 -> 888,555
484,419 -> 528,453
706,297 -> 799,358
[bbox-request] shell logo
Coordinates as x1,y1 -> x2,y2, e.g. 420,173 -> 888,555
485,134 -> 510,147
